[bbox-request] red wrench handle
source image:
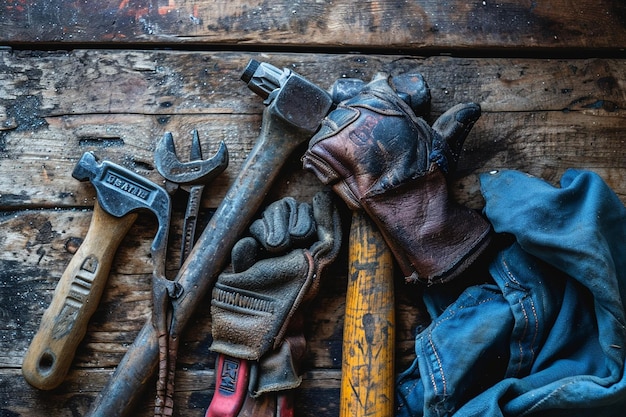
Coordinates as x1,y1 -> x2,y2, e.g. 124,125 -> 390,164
206,354 -> 250,417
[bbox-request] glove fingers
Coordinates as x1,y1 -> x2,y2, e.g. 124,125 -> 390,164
290,200 -> 316,244
249,198 -> 292,252
389,72 -> 431,117
431,102 -> 481,174
231,236 -> 261,273
250,197 -> 316,253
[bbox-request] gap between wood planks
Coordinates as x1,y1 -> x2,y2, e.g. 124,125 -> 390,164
1,42 -> 625,60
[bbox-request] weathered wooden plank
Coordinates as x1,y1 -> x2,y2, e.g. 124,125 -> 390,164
2,51 -> 626,118
2,48 -> 626,416
0,368 -> 341,417
1,0 -> 625,51
2,50 -> 626,210
0,113 -> 623,209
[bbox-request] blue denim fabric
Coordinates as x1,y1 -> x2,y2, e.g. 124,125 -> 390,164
396,169 -> 626,417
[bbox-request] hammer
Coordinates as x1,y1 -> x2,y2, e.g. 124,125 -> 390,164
84,60 -> 334,417
310,74 -> 431,417
22,152 -> 172,390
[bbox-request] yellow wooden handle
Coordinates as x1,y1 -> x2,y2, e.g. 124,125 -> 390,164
22,201 -> 137,390
340,210 -> 395,417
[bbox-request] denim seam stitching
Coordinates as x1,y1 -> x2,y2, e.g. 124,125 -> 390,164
502,257 -> 539,376
427,331 -> 447,397
423,291 -> 502,401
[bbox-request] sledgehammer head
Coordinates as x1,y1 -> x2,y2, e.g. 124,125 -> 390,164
241,59 -> 334,133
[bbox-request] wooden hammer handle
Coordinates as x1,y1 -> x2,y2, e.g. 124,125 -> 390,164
22,201 -> 137,390
340,211 -> 395,417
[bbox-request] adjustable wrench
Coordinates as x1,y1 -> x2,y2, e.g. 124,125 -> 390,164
155,129 -> 228,265
153,129 -> 228,417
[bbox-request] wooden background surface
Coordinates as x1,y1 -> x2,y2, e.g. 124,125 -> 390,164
1,1 -> 626,416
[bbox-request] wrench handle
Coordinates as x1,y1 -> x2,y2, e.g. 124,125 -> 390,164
340,210 -> 395,417
205,354 -> 250,417
22,201 -> 137,390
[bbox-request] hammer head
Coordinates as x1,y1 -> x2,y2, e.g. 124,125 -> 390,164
72,152 -> 170,220
241,60 -> 334,134
72,152 -> 171,275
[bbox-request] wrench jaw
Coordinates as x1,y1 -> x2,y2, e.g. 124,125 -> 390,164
155,129 -> 230,267
155,130 -> 229,187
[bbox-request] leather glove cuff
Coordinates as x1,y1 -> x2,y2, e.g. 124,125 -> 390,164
363,164 -> 491,284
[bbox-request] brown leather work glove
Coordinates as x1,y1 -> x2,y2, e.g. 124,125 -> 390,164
210,190 -> 342,395
302,73 -> 491,285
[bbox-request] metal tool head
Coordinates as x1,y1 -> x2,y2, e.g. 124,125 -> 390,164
154,130 -> 228,186
242,59 -> 334,133
72,151 -> 171,278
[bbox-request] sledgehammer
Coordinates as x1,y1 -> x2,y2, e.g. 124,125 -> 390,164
84,60 -> 334,417
341,212 -> 395,417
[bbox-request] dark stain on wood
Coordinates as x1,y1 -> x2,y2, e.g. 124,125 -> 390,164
64,237 -> 83,255
0,408 -> 20,417
597,76 -> 617,93
2,94 -> 47,134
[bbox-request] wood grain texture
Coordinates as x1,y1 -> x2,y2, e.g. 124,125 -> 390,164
1,46 -> 626,415
2,51 -> 626,209
1,0 -> 625,51
21,202 -> 138,391
341,211 -> 395,417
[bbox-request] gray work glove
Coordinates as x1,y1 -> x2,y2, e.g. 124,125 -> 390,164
210,191 -> 342,394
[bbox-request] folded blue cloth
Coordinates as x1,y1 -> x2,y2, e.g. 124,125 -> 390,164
396,169 -> 626,417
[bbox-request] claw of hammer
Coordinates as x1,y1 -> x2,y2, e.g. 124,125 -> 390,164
72,151 -> 172,281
